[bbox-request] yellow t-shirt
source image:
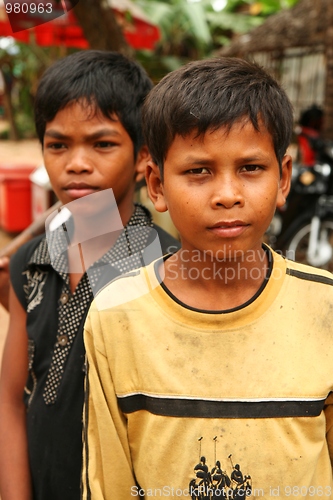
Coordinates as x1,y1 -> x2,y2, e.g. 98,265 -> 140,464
82,249 -> 333,499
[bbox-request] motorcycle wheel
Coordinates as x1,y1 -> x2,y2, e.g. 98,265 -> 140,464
284,218 -> 333,271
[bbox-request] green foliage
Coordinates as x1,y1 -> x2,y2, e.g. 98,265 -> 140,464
224,0 -> 299,14
0,42 -> 43,137
0,41 -> 77,139
138,0 -> 213,58
0,0 -> 300,136
205,9 -> 263,34
136,0 -> 300,79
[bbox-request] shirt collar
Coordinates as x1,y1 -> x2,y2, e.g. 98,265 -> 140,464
28,203 -> 153,270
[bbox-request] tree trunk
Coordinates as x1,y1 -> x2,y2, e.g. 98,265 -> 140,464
0,68 -> 19,141
69,0 -> 132,57
323,0 -> 333,140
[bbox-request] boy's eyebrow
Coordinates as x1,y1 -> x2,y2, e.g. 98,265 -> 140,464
237,154 -> 271,163
44,129 -> 122,140
182,152 -> 272,165
182,156 -> 212,165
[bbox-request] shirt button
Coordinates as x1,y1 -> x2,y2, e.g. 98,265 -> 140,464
57,334 -> 69,347
60,293 -> 69,305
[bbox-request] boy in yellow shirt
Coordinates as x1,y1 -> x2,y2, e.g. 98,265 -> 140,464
82,57 -> 333,499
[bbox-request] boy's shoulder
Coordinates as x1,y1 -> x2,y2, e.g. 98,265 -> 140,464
152,223 -> 179,255
93,249 -> 333,313
283,252 -> 333,288
92,257 -> 162,313
8,218 -> 179,270
274,251 -> 333,317
9,233 -> 51,310
10,233 -> 47,271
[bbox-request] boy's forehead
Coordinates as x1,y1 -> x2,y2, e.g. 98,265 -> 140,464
176,116 -> 269,142
43,101 -> 130,145
45,100 -> 120,130
165,119 -> 277,165
50,99 -> 117,122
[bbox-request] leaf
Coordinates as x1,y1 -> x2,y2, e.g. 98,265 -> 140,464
206,10 -> 263,32
181,2 -> 212,44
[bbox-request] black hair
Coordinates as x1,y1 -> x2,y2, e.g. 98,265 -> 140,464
34,50 -> 153,155
142,57 -> 294,175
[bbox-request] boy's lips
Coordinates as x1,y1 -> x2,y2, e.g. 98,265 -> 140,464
208,220 -> 249,238
64,183 -> 98,199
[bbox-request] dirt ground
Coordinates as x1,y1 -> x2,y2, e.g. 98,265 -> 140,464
0,137 -> 43,367
0,137 -> 43,165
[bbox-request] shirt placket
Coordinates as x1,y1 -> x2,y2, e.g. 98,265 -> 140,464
43,274 -> 93,405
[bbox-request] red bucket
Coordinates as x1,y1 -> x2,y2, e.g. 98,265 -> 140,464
0,164 -> 36,232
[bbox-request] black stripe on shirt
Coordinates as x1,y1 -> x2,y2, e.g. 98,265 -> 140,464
286,268 -> 333,286
117,394 -> 325,418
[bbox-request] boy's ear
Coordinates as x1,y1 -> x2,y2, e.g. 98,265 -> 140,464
146,159 -> 168,213
134,145 -> 150,184
276,154 -> 292,208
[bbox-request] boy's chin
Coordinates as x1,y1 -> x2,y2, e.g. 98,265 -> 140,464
65,189 -> 119,218
70,202 -> 122,229
52,190 -> 124,239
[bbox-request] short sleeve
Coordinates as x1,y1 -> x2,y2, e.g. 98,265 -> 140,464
9,235 -> 44,309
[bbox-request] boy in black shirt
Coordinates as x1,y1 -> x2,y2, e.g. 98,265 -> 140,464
0,50 -> 178,500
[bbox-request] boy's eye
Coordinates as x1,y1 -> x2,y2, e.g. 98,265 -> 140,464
46,143 -> 66,150
95,141 -> 117,148
241,165 -> 262,172
187,167 -> 210,174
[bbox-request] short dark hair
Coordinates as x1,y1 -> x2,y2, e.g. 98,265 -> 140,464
34,50 -> 153,155
142,57 -> 293,174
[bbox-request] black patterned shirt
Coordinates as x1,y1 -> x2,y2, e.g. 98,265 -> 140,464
10,203 -> 179,500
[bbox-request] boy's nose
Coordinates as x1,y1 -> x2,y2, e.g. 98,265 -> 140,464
65,148 -> 94,173
210,177 -> 244,209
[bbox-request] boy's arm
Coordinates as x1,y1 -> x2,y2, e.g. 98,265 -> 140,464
0,284 -> 32,500
325,392 -> 333,468
0,257 -> 10,311
82,310 -> 136,500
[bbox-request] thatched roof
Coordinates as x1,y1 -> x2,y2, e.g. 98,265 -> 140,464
220,0 -> 331,56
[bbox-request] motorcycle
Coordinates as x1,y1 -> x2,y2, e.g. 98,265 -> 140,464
266,140 -> 333,271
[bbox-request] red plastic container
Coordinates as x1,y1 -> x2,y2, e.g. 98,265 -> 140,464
0,164 -> 36,233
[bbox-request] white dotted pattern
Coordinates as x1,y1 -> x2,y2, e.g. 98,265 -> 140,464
26,205 -> 153,405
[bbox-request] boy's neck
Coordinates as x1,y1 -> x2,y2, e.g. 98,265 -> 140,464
69,202 -> 135,245
161,246 -> 269,311
67,204 -> 136,293
66,233 -> 121,293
